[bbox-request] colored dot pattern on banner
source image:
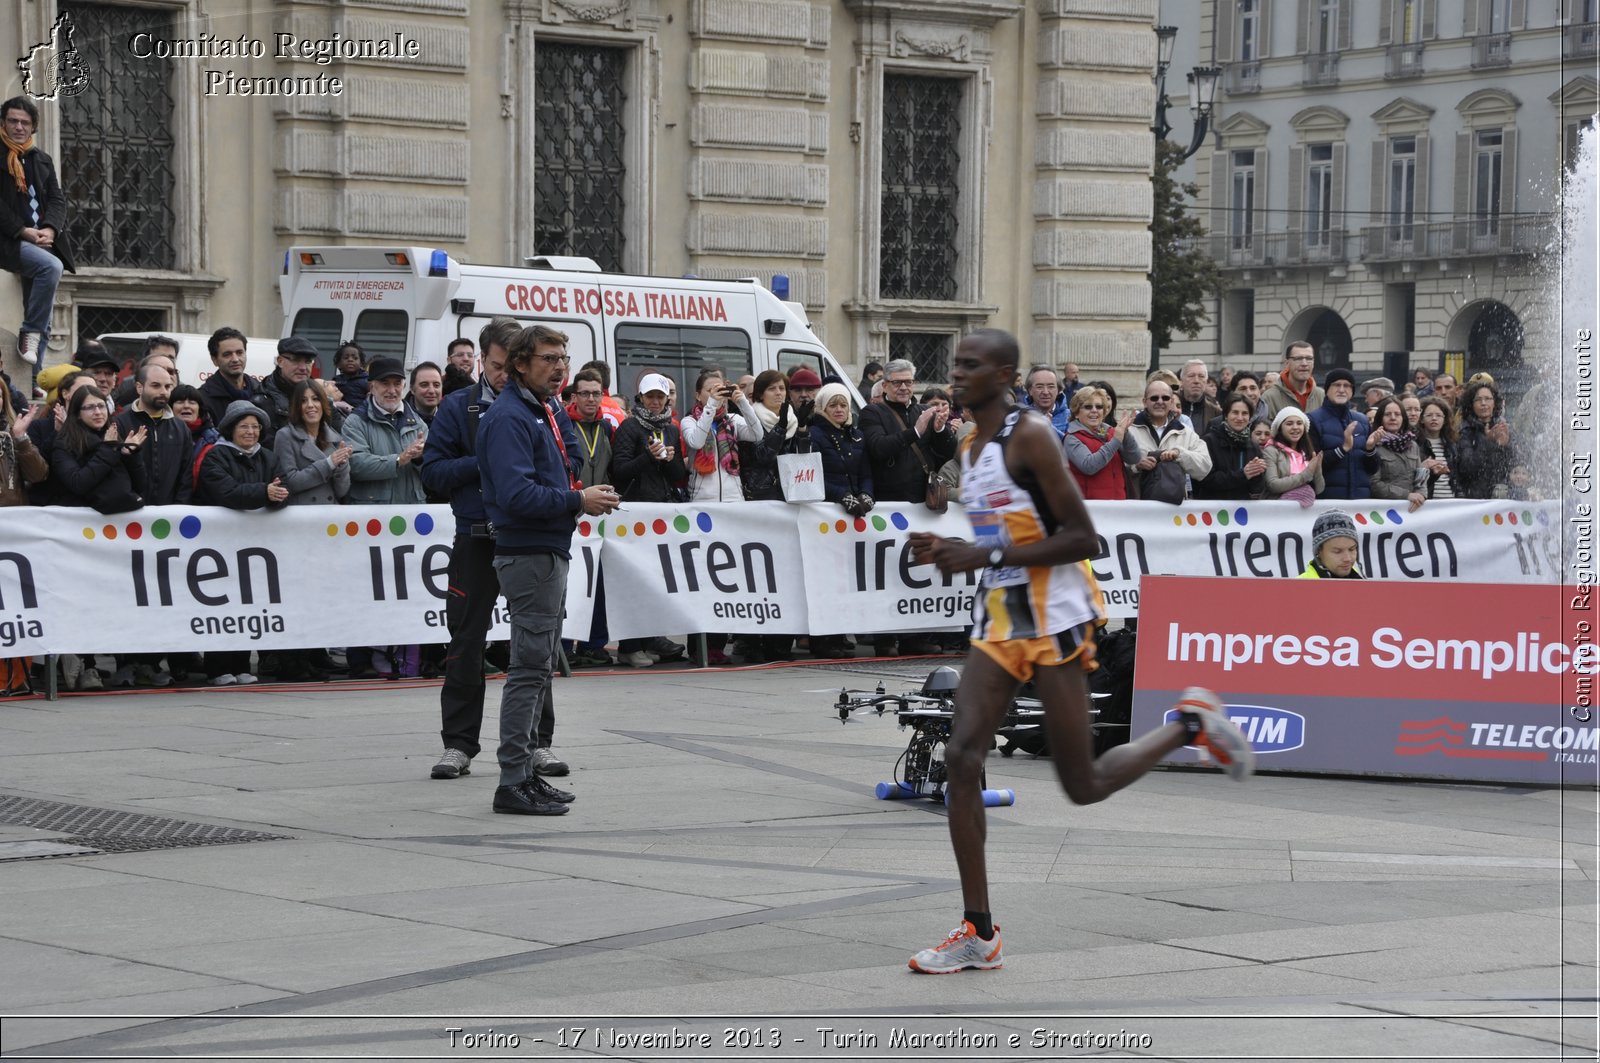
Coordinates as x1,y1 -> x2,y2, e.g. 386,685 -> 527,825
816,510 -> 911,535
1481,510 -> 1536,526
312,514 -> 442,537
613,513 -> 714,537
84,515 -> 205,540
1352,510 -> 1405,526
1173,508 -> 1251,528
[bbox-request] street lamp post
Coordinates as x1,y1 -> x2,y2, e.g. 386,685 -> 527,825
1152,25 -> 1221,161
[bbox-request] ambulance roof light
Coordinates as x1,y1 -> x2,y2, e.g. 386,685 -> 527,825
429,249 -> 450,277
282,250 -> 289,275
299,252 -> 323,266
386,252 -> 411,267
771,274 -> 790,300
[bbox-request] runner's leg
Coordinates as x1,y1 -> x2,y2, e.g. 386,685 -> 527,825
942,648 -> 1021,915
1030,661 -> 1188,805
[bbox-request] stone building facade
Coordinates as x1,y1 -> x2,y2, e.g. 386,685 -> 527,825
4,0 -> 1170,394
1162,0 -> 1598,395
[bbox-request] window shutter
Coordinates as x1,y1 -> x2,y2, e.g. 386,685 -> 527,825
1212,151 -> 1230,239
1298,0 -> 1312,52
1499,127 -> 1518,247
1259,1 -> 1272,56
1510,0 -> 1526,29
1370,136 -> 1387,236
1288,144 -> 1305,259
1380,0 -> 1393,42
1452,131 -> 1469,252
1339,0 -> 1353,48
1423,0 -> 1437,38
1331,142 -> 1347,248
1218,1 -> 1237,62
1253,149 -> 1269,262
1415,132 -> 1431,219
1464,0 -> 1479,36
1561,0 -> 1572,26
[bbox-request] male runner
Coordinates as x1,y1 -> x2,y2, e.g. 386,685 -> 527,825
906,328 -> 1255,975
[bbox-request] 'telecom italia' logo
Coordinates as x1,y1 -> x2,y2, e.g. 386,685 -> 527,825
1165,704 -> 1305,754
1396,715 -> 1599,765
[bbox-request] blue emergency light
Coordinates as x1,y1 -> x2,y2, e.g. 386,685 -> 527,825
429,249 -> 450,277
771,274 -> 790,300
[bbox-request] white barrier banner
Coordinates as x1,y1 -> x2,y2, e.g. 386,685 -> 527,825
1079,498 -> 1562,615
792,502 -> 978,635
594,503 -> 806,640
0,498 -> 1561,655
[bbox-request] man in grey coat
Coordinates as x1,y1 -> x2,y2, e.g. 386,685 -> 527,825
343,357 -> 427,504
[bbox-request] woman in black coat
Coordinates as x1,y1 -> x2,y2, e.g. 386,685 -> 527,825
809,383 -> 874,511
610,374 -> 687,504
196,401 -> 289,511
49,386 -> 145,512
1195,394 -> 1266,500
195,401 -> 287,686
740,369 -> 812,502
1454,380 -> 1515,499
806,383 -> 873,658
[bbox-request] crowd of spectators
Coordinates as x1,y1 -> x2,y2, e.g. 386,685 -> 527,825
0,324 -> 1532,695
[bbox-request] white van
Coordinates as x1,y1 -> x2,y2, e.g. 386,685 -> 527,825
95,331 -> 279,386
278,246 -> 856,413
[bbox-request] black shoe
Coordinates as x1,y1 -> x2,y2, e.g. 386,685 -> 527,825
493,783 -> 568,815
522,774 -> 575,804
647,637 -> 686,662
872,640 -> 899,657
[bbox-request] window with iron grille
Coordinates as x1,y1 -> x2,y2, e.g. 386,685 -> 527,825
534,43 -> 627,272
59,3 -> 177,269
889,333 -> 952,381
77,304 -> 165,340
880,75 -> 961,301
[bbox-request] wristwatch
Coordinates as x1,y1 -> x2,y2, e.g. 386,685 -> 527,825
988,547 -> 1005,567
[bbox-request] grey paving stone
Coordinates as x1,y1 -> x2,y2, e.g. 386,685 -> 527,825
3,667 -> 1593,1060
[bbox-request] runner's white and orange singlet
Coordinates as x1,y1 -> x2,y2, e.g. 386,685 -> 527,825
958,409 -> 1105,676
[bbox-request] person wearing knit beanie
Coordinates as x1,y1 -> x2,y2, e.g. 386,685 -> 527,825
1300,510 -> 1363,578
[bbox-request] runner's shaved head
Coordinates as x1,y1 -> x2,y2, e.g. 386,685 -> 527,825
964,328 -> 1020,374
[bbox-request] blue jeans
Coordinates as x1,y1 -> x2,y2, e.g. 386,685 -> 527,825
492,552 -> 568,787
15,241 -> 63,341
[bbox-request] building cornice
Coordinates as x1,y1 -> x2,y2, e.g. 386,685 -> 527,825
842,0 -> 1024,26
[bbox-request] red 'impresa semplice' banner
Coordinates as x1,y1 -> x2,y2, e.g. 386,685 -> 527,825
1132,576 -> 1598,786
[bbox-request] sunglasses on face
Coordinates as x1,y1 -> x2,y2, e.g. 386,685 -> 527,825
1146,395 -> 1172,402
1080,404 -> 1105,410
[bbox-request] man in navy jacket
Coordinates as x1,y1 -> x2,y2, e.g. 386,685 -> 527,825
1309,368 -> 1376,500
476,324 -> 619,816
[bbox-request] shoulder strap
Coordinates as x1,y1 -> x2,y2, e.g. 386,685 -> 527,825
191,442 -> 217,484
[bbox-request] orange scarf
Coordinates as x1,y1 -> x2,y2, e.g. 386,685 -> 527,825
4,133 -> 33,194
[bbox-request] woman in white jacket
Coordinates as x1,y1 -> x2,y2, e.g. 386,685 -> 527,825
680,368 -> 764,502
1122,378 -> 1212,503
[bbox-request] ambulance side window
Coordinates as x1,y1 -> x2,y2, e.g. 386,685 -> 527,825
354,310 -> 409,364
457,317 -> 596,375
292,309 -> 343,378
614,324 -> 752,416
777,349 -> 824,377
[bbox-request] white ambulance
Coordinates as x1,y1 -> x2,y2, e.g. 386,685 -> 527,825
278,246 -> 856,412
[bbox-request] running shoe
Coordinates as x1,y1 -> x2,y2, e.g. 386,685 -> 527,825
908,921 -> 1003,974
1175,686 -> 1255,782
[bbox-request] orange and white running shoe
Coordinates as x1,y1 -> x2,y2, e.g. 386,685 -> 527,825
1175,686 -> 1255,782
908,921 -> 1004,974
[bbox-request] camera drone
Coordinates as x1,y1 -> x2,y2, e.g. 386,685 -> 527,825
832,665 -> 1107,803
